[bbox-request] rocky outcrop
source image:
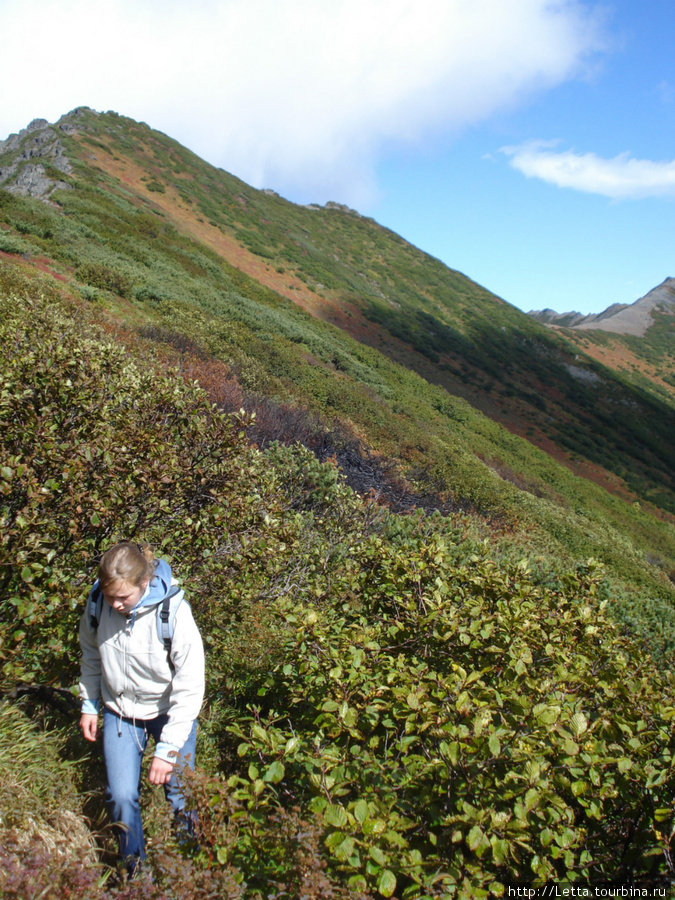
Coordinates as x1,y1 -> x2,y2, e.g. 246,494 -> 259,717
11,163 -> 76,199
529,278 -> 675,337
0,108 -> 97,200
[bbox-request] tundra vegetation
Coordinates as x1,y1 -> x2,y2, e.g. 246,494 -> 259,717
1,267 -> 675,898
1,109 -> 675,897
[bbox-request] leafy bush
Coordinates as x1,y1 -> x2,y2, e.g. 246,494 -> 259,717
2,282 -> 675,895
76,262 -> 133,297
0,230 -> 32,255
227,552 -> 675,895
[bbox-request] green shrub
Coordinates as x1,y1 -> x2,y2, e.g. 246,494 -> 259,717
227,552 -> 675,895
0,230 -> 32,255
76,262 -> 133,298
3,284 -> 674,894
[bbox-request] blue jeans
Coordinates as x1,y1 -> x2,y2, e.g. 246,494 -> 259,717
102,708 -> 197,868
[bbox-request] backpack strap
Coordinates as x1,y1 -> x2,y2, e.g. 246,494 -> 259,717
157,585 -> 184,671
88,584 -> 103,630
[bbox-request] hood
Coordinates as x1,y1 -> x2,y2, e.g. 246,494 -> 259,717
134,558 -> 174,612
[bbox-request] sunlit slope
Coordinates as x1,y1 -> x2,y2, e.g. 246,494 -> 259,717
529,278 -> 675,411
3,273 -> 675,891
0,110 -> 674,618
51,111 -> 675,512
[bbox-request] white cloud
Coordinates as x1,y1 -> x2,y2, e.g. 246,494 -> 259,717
501,141 -> 675,199
0,0 -> 605,207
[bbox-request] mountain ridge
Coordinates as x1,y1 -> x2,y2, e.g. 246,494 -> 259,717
529,277 -> 675,336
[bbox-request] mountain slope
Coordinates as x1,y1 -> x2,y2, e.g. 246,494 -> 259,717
3,278 -> 675,891
529,279 -> 675,420
0,108 -> 674,622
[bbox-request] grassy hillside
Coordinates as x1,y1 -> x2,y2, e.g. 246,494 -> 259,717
53,111 -> 675,511
2,276 -> 675,895
1,114 -> 674,638
0,110 -> 674,657
1,109 -> 674,521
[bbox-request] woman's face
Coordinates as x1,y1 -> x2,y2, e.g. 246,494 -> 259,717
103,579 -> 149,614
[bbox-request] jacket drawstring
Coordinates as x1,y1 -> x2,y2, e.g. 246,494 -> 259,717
133,710 -> 145,753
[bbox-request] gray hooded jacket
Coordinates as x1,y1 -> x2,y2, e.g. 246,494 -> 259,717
78,572 -> 205,762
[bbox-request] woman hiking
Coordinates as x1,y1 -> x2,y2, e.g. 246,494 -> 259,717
78,541 -> 205,876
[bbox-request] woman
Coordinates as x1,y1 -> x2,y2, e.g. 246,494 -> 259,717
79,541 -> 205,874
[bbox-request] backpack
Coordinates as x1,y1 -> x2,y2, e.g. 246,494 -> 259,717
87,558 -> 185,664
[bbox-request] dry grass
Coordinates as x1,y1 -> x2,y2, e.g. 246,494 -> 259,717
0,702 -> 97,866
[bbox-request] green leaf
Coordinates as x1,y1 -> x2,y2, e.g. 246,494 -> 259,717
491,837 -> 509,865
369,845 -> 386,865
251,724 -> 269,744
377,869 -> 397,898
363,818 -> 387,835
524,788 -> 539,811
342,706 -> 358,727
284,736 -> 301,754
324,804 -> 349,828
263,760 -> 285,783
334,836 -> 356,861
325,831 -> 346,852
570,712 -> 588,737
446,741 -> 460,766
489,734 -> 501,757
354,799 -> 369,824
540,828 -> 554,847
534,704 -> 560,725
467,825 -> 485,852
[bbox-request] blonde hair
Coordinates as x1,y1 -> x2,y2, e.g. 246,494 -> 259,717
98,541 -> 156,590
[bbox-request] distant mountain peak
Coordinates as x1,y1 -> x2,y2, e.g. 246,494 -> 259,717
529,278 -> 675,336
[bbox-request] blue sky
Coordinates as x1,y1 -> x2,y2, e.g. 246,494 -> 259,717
0,0 -> 672,314
374,0 -> 674,313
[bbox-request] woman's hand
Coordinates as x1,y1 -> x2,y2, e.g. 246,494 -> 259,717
80,713 -> 98,742
148,756 -> 175,785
